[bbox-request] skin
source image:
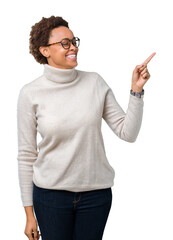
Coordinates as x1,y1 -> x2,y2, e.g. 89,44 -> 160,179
39,26 -> 79,69
25,28 -> 156,240
131,52 -> 156,92
24,209 -> 40,240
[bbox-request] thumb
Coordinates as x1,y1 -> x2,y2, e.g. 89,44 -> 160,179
133,64 -> 144,73
33,228 -> 38,240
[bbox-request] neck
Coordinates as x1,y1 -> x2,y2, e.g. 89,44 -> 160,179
43,64 -> 78,83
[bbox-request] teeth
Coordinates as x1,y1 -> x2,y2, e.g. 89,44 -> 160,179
66,55 -> 76,58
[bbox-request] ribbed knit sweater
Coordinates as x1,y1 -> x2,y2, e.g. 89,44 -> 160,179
17,64 -> 144,207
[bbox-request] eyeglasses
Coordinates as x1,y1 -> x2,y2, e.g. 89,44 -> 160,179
46,37 -> 80,49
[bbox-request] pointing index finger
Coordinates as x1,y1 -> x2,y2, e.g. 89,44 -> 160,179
142,52 -> 156,65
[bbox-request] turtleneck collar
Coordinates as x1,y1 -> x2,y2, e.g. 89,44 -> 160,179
43,64 -> 78,83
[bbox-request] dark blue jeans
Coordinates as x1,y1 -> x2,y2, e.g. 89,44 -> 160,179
33,182 -> 112,240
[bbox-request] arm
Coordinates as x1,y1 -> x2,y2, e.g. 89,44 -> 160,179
17,86 -> 38,208
102,87 -> 144,142
100,52 -> 156,142
25,206 -> 35,219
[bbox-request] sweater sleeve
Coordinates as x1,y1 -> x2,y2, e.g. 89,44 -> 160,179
97,73 -> 144,142
17,86 -> 38,207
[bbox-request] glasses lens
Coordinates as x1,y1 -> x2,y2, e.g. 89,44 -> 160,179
61,39 -> 70,49
61,37 -> 80,49
72,37 -> 80,47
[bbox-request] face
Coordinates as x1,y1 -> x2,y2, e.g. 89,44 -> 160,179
39,26 -> 79,69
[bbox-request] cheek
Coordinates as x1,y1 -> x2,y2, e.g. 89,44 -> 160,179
50,48 -> 67,61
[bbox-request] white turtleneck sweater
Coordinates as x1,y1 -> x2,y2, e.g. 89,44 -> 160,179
17,64 -> 144,207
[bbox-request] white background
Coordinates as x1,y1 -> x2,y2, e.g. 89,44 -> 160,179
0,0 -> 173,239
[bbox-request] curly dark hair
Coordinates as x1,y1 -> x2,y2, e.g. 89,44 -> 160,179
29,16 -> 69,64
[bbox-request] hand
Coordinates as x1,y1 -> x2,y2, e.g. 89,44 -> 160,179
24,216 -> 41,240
131,52 -> 156,92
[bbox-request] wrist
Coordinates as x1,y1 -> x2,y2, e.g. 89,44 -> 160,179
24,206 -> 34,219
131,86 -> 143,93
130,89 -> 144,98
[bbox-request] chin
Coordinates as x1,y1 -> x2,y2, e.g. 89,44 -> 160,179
66,61 -> 78,69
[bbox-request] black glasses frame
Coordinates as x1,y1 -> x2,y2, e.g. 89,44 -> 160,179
46,37 -> 80,49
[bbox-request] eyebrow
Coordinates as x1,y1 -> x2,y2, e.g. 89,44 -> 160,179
60,37 -> 75,41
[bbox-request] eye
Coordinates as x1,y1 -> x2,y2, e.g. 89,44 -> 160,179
73,40 -> 77,46
62,39 -> 69,46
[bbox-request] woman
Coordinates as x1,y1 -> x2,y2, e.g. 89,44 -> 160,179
17,16 -> 155,240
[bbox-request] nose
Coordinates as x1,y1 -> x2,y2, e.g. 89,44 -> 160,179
67,43 -> 78,55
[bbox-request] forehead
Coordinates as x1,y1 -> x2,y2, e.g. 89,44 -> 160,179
49,26 -> 74,41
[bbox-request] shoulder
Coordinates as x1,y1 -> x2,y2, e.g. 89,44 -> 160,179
76,69 -> 110,89
95,72 -> 110,90
76,69 -> 98,79
18,75 -> 44,96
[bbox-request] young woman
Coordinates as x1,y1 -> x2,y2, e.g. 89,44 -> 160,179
17,15 -> 155,240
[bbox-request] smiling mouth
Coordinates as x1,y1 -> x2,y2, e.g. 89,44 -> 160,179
66,54 -> 77,60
